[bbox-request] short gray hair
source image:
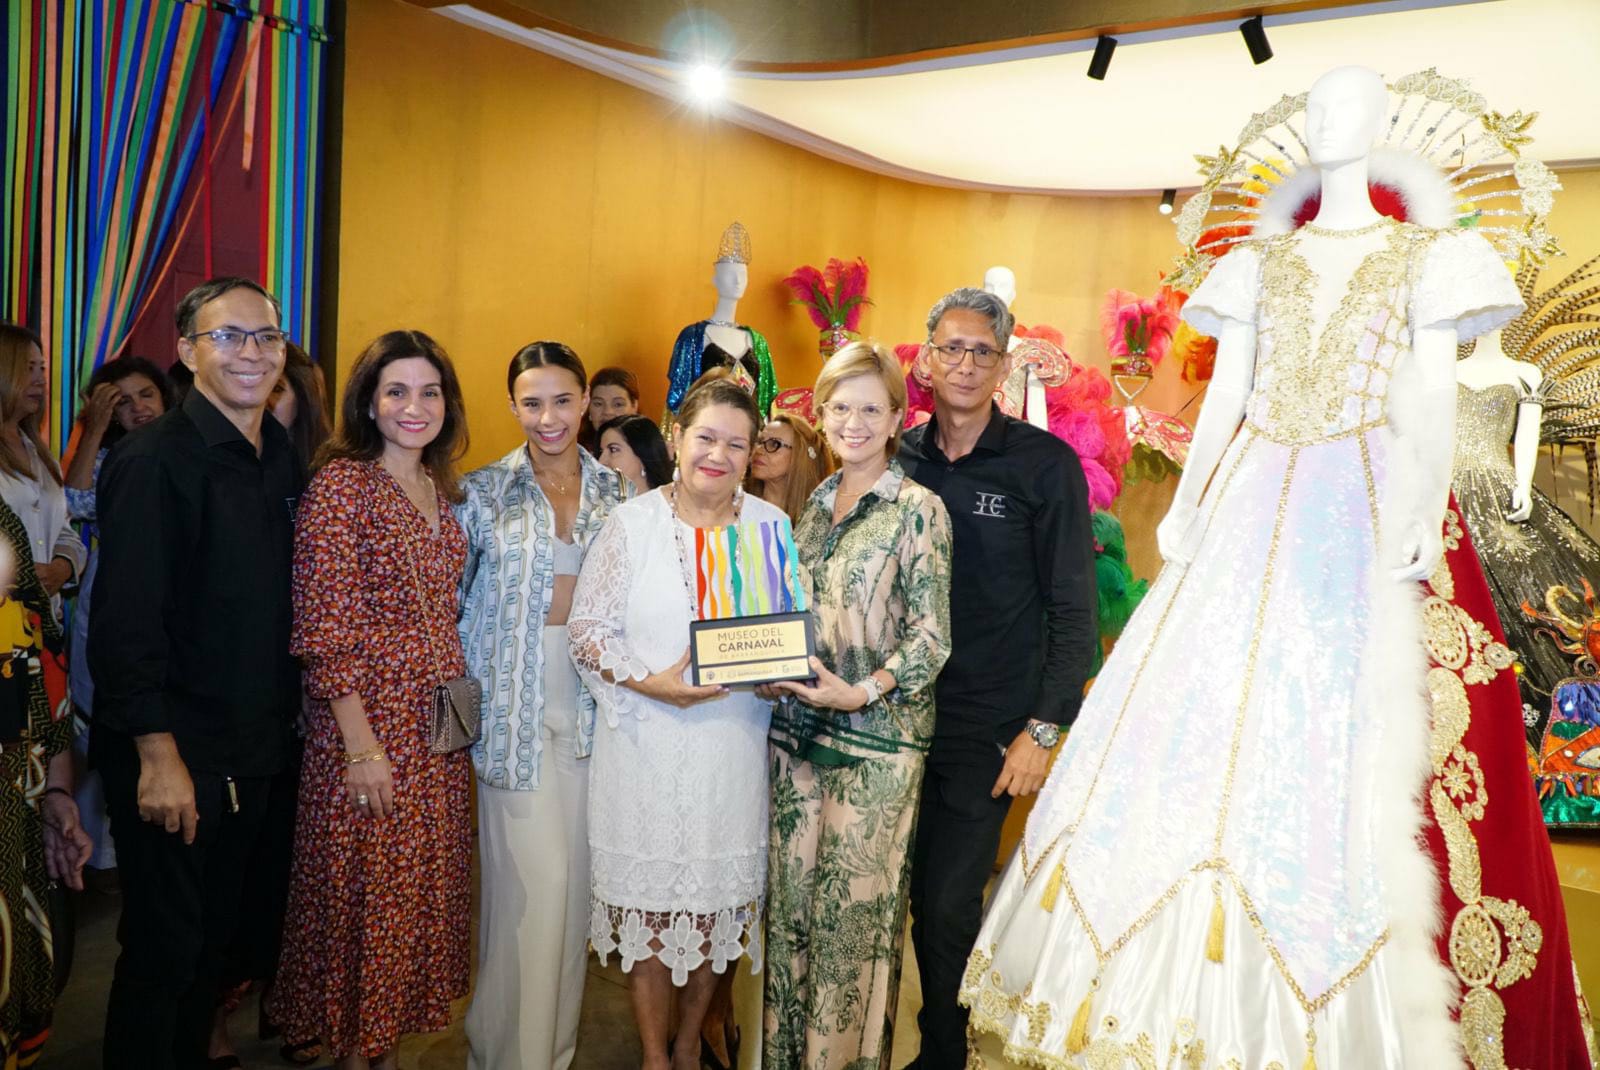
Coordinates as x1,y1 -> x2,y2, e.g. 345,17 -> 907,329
925,287 -> 1014,352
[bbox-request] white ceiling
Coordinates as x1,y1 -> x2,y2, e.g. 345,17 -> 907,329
438,0 -> 1600,193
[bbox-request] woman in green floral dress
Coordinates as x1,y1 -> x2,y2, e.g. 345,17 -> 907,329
765,343 -> 952,1070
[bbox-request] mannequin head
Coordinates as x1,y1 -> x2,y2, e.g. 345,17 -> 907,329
1306,66 -> 1388,168
982,266 -> 1017,309
712,260 -> 749,302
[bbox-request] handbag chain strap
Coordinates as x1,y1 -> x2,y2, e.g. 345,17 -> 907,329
394,471 -> 450,688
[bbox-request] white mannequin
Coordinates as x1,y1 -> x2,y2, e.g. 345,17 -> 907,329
982,264 -> 1048,427
1456,328 -> 1542,521
982,266 -> 1019,341
1156,65 -> 1459,582
706,261 -> 751,359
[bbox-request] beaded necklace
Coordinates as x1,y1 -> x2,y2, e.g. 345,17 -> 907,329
667,481 -> 745,621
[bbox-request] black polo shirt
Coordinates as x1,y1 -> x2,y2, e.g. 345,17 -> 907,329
899,404 -> 1098,746
90,389 -> 304,777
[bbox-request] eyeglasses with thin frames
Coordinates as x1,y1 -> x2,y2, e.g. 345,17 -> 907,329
821,401 -> 894,424
928,341 -> 1003,369
184,327 -> 289,354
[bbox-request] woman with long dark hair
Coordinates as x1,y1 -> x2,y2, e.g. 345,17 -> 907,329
268,330 -> 473,1069
270,343 -> 333,471
597,413 -> 672,493
458,342 -> 628,1069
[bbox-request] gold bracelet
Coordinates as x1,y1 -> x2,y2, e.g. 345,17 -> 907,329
344,745 -> 387,764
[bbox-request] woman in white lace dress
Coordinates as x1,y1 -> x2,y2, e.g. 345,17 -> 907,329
570,377 -> 781,1070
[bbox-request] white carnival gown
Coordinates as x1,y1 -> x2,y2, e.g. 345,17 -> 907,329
962,219 -> 1522,1069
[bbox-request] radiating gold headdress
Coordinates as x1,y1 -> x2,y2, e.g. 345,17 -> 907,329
715,221 -> 752,265
1169,68 -> 1562,292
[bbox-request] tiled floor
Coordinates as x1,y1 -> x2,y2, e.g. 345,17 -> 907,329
48,874 -> 926,1069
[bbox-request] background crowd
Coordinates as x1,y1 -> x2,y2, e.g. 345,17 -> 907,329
0,272 -> 1097,1070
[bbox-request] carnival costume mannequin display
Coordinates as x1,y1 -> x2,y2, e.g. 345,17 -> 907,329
665,222 -> 778,426
983,265 -> 1051,430
959,66 -> 1590,1069
1452,257 -> 1600,828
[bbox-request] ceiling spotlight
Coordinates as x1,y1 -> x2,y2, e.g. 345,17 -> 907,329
1158,189 -> 1176,215
1239,16 -> 1273,65
687,63 -> 725,103
1086,35 -> 1117,81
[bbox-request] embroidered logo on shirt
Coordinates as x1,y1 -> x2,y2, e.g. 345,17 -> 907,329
974,492 -> 1007,518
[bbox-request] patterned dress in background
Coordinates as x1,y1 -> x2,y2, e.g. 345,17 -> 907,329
1453,381 -> 1600,827
268,459 -> 471,1058
0,496 -> 71,1067
765,461 -> 952,1070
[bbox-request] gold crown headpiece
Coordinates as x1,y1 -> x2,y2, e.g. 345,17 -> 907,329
715,221 -> 752,265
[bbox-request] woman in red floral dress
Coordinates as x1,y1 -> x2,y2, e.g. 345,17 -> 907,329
267,330 -> 473,1069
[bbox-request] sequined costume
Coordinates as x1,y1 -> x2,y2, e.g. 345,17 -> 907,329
665,322 -> 777,418
961,219 -> 1527,1068
1454,382 -> 1600,827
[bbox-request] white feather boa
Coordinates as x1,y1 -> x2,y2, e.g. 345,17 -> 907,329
1255,147 -> 1457,236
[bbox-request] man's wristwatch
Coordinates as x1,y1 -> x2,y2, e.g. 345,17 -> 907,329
1026,720 -> 1062,749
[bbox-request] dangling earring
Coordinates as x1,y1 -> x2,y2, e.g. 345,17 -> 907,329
672,464 -> 680,484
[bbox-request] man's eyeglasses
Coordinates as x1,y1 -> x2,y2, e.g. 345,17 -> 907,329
929,341 -> 1003,368
757,437 -> 794,454
185,328 -> 289,354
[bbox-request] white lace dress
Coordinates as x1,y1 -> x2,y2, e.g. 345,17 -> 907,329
569,488 -> 779,985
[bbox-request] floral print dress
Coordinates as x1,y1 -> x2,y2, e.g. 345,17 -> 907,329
765,460 -> 952,1070
268,459 -> 471,1058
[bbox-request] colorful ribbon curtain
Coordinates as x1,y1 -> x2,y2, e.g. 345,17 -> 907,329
1,0 -> 328,452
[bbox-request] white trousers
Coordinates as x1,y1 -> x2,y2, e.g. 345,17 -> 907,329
467,627 -> 590,1070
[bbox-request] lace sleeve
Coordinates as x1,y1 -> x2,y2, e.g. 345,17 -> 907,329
569,511 -> 650,727
1181,246 -> 1261,337
1412,230 -> 1524,341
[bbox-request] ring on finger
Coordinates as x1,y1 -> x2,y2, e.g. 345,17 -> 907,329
356,794 -> 370,806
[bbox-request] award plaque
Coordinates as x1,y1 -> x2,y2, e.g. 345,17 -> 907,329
691,611 -> 815,686
684,517 -> 815,687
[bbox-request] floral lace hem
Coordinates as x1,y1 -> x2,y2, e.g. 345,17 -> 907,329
589,897 -> 764,986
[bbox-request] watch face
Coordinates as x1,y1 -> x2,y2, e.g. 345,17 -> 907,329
1031,722 -> 1060,747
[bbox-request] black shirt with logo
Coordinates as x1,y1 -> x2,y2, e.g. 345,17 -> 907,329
89,388 -> 305,777
899,404 -> 1098,748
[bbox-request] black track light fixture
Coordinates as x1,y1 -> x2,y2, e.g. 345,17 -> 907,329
1087,35 -> 1117,81
1239,15 -> 1273,65
1158,189 -> 1176,215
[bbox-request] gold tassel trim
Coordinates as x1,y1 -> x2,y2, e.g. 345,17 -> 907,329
1205,881 -> 1225,963
1066,982 -> 1096,1054
1302,1054 -> 1317,1070
1303,1024 -> 1318,1070
1039,859 -> 1065,913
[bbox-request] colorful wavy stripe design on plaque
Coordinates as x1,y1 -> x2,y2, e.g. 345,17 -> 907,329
1,0 -> 328,453
692,519 -> 808,621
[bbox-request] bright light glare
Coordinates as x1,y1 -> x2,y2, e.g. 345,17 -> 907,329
1157,202 -> 1173,215
687,64 -> 725,103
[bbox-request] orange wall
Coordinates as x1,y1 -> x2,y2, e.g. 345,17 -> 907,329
338,0 -> 1600,572
338,0 -> 1195,474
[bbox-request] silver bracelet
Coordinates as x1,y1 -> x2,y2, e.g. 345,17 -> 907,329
856,675 -> 884,707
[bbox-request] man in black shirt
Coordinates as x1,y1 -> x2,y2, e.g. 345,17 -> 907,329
91,277 -> 302,1069
898,287 -> 1098,1069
